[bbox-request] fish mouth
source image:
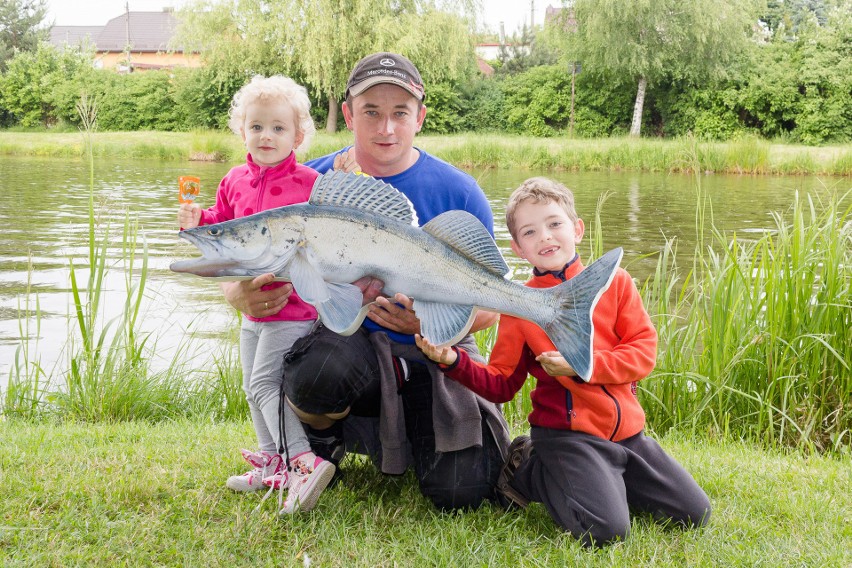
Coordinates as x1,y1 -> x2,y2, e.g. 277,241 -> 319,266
171,227 -> 263,278
169,257 -> 249,278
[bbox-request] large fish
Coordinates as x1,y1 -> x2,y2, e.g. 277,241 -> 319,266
170,171 -> 622,380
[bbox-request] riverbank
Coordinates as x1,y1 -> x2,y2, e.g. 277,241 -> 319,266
2,130 -> 850,176
1,419 -> 849,567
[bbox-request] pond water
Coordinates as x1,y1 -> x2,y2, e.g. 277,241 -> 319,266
0,155 -> 846,382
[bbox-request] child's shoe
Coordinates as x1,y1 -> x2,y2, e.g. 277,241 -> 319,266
278,452 -> 336,514
225,449 -> 284,492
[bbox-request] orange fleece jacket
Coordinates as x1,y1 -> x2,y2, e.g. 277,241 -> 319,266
443,257 -> 657,441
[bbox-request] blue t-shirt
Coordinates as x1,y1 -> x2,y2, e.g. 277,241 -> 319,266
306,147 -> 494,343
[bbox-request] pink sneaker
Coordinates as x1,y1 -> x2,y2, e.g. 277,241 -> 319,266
278,452 -> 336,514
225,449 -> 285,492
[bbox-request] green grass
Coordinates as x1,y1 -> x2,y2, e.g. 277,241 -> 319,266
1,130 -> 850,175
0,420 -> 848,567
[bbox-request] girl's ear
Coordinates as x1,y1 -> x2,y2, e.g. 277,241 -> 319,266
294,130 -> 305,149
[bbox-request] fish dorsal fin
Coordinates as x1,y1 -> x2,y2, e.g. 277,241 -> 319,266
421,210 -> 509,276
309,170 -> 419,226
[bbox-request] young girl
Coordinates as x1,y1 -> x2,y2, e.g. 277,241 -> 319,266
178,75 -> 335,514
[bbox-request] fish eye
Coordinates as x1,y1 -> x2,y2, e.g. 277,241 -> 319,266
207,227 -> 222,236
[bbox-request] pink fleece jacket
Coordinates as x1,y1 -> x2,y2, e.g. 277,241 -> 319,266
198,152 -> 318,323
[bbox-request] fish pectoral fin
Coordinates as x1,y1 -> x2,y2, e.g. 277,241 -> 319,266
289,251 -> 329,304
316,284 -> 368,335
288,252 -> 366,334
414,301 -> 477,347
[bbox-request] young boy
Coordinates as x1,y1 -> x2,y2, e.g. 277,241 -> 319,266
416,177 -> 711,547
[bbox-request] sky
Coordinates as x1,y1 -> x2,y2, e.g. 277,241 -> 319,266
45,0 -> 545,35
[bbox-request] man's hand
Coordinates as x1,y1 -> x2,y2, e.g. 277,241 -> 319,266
220,273 -> 292,318
536,351 -> 577,377
415,334 -> 457,366
367,292 -> 421,334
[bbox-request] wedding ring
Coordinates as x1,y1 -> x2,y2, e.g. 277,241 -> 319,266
264,301 -> 269,310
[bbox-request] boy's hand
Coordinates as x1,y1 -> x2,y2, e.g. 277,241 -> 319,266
333,150 -> 361,174
536,351 -> 577,377
415,334 -> 458,366
178,203 -> 202,229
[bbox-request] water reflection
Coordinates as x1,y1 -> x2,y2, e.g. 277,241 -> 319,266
1,156 -> 846,381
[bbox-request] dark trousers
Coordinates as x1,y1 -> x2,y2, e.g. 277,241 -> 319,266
284,327 -> 503,511
513,427 -> 711,547
398,362 -> 503,510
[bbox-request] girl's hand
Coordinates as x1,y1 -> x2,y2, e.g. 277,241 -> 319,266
536,351 -> 576,377
178,203 -> 202,229
415,334 -> 458,366
333,150 -> 362,174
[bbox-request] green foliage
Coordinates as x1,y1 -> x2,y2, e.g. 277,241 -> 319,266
0,0 -> 48,71
502,65 -> 571,136
421,82 -> 463,134
170,66 -> 246,130
457,77 -> 508,132
0,43 -> 91,127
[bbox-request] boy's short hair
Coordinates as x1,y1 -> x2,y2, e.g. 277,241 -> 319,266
506,177 -> 579,239
227,75 -> 316,151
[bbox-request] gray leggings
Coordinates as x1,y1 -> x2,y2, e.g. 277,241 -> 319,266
240,318 -> 315,456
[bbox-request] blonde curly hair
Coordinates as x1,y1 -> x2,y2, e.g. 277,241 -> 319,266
227,75 -> 316,151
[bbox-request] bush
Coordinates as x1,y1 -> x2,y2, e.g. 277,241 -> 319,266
457,77 -> 507,132
421,82 -> 463,134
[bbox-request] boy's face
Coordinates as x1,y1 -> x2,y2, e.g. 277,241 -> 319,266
242,100 -> 303,167
510,200 -> 584,273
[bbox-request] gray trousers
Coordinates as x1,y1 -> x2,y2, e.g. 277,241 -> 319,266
240,318 -> 315,456
513,428 -> 711,547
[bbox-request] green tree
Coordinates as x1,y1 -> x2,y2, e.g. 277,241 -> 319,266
564,0 -> 762,137
0,0 -> 48,71
0,42 -> 91,127
177,0 -> 478,132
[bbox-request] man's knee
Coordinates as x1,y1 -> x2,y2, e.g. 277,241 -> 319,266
282,326 -> 379,415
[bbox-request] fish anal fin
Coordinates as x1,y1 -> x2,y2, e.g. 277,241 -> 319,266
316,284 -> 368,335
414,300 -> 477,347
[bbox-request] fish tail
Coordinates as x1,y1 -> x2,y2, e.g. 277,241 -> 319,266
542,248 -> 623,381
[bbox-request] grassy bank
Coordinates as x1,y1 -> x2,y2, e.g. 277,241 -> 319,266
1,420 -> 849,567
2,130 -> 851,176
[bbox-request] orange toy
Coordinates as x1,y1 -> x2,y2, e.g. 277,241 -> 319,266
178,175 -> 201,203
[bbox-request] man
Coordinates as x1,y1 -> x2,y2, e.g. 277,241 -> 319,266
221,52 -> 509,511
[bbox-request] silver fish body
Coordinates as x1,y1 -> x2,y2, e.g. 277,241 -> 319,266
171,171 -> 622,380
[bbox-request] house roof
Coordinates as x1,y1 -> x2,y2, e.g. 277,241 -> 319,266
49,10 -> 179,53
50,26 -> 102,46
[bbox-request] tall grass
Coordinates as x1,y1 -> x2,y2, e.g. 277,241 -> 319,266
3,131 -> 851,175
641,189 -> 852,452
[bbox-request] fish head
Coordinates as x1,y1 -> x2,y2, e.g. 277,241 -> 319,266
170,214 -> 301,279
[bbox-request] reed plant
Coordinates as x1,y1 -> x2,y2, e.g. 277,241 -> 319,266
3,256 -> 49,419
641,189 -> 852,452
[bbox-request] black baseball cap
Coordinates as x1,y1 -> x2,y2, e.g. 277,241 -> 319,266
345,52 -> 425,101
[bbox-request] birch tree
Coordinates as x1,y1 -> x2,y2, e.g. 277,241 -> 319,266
567,0 -> 762,136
